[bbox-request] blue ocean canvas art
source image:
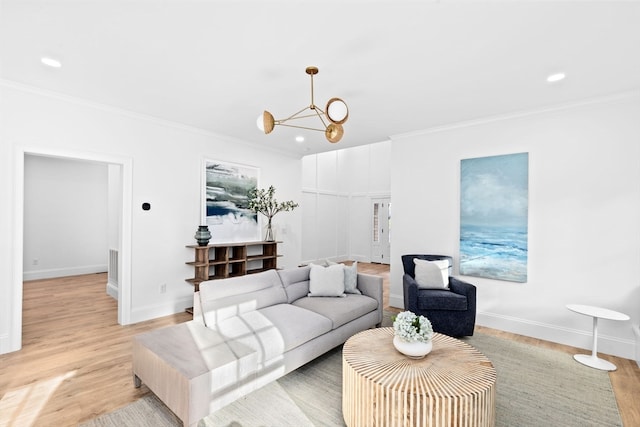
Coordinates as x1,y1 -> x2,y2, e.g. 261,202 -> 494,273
459,153 -> 528,282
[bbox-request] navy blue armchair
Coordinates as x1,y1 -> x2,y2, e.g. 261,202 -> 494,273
402,254 -> 476,337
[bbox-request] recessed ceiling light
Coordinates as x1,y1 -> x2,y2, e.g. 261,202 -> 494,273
295,136 -> 305,143
546,72 -> 565,83
41,57 -> 62,68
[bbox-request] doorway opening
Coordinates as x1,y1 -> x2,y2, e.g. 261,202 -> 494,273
8,147 -> 133,353
23,155 -> 109,281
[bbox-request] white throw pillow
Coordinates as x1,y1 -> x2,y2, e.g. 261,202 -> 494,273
308,264 -> 346,297
327,261 -> 361,294
414,258 -> 450,289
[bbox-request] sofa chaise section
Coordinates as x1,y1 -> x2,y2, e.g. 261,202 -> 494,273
132,265 -> 383,426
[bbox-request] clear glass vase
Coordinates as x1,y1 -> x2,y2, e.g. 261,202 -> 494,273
264,218 -> 275,242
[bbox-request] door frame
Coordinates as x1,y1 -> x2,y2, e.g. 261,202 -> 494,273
9,146 -> 133,352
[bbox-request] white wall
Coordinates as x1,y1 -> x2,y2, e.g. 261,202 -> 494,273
0,82 -> 302,354
23,155 -> 109,280
301,141 -> 391,264
390,94 -> 640,359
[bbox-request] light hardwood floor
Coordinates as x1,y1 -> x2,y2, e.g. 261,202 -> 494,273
0,273 -> 191,426
1,265 -> 638,426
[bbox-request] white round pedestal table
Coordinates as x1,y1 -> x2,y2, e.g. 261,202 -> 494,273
566,304 -> 629,371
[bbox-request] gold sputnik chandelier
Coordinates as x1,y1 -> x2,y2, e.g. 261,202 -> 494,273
257,66 -> 349,143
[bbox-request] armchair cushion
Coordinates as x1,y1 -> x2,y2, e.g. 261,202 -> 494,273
414,258 -> 449,289
417,289 -> 467,311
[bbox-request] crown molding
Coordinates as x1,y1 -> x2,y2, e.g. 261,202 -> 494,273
0,79 -> 301,159
391,89 -> 640,140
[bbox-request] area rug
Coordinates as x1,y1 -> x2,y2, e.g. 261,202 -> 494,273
82,316 -> 622,427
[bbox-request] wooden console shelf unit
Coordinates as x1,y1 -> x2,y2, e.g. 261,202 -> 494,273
186,241 -> 281,291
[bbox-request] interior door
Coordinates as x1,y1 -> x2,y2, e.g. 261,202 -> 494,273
371,198 -> 391,264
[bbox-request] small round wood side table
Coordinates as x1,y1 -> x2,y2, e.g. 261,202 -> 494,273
342,328 -> 496,427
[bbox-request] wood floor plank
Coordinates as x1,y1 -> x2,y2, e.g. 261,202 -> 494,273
1,266 -> 638,426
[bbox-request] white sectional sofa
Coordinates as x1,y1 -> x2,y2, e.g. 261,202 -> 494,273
132,264 -> 383,427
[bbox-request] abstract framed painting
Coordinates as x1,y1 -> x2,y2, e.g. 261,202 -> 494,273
459,152 -> 529,282
202,159 -> 260,243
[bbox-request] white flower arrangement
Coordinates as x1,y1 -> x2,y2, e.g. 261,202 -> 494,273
392,311 -> 434,343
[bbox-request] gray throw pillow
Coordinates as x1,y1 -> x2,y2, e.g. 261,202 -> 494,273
328,261 -> 361,294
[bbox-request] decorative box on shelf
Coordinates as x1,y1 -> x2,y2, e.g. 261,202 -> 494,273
185,241 -> 281,292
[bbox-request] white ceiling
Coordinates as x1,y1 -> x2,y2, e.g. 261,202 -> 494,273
2,0 -> 639,156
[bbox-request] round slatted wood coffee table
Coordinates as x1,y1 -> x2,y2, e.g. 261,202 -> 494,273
342,327 -> 496,427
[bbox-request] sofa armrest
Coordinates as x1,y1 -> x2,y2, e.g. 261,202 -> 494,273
357,272 -> 383,325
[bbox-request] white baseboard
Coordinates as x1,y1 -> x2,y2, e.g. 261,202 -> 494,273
23,264 -> 107,281
301,255 -> 351,265
0,333 -> 12,355
389,293 -> 404,309
334,254 -> 351,263
351,254 -> 371,263
301,258 -> 330,266
130,296 -> 193,324
106,281 -> 118,300
477,311 -> 635,360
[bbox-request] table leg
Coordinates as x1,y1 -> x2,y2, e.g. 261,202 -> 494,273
573,316 -> 617,371
591,316 -> 598,357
